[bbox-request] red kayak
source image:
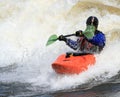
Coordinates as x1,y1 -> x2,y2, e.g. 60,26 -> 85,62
52,53 -> 96,74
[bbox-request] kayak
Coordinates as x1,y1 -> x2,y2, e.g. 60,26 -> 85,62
52,53 -> 96,74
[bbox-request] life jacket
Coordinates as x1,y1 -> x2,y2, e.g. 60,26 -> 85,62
78,37 -> 99,53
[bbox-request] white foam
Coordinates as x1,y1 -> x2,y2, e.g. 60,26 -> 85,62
0,0 -> 120,92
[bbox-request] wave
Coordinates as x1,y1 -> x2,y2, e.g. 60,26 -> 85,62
0,0 -> 120,93
68,1 -> 120,16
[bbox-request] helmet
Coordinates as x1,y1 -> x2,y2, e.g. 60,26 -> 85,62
86,16 -> 99,28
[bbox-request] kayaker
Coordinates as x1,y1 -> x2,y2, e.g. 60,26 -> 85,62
58,16 -> 106,54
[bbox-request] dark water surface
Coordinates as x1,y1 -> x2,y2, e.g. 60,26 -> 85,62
0,82 -> 120,97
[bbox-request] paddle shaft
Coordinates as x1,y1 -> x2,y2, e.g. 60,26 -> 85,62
64,34 -> 75,37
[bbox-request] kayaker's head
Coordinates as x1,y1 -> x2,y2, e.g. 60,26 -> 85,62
86,16 -> 99,29
82,16 -> 99,39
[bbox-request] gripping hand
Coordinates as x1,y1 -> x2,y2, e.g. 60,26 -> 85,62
58,35 -> 67,41
75,30 -> 83,36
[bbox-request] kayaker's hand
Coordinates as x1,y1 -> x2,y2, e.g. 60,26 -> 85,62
75,30 -> 83,37
58,35 -> 67,41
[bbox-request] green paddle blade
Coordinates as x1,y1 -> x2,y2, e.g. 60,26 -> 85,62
83,25 -> 95,39
46,34 -> 58,46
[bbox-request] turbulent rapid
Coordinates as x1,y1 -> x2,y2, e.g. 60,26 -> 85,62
0,0 -> 120,97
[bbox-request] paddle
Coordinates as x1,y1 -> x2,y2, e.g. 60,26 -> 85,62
46,34 -> 75,46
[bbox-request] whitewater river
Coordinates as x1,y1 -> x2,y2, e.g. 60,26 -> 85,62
0,0 -> 120,97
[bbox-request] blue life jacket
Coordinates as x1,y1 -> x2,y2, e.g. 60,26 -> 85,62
88,30 -> 106,47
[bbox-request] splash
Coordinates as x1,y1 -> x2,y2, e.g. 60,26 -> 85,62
0,0 -> 120,93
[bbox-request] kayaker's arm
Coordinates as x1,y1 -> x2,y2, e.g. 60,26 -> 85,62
58,35 -> 79,50
66,39 -> 79,50
87,32 -> 106,48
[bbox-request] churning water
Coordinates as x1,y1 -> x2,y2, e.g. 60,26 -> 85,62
0,0 -> 120,97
